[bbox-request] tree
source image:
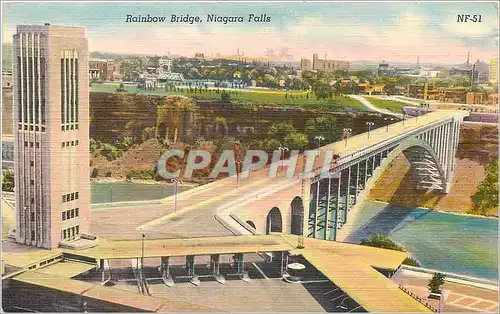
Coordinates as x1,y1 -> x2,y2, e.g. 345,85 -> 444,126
221,91 -> 231,103
471,159 -> 498,215
360,235 -> 420,266
268,122 -> 297,141
120,136 -> 137,150
360,234 -> 404,251
2,171 -> 14,192
284,132 -> 308,150
262,139 -> 282,152
428,273 -> 445,294
306,116 -> 341,145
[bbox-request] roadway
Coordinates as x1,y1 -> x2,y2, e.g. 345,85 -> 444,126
348,94 -> 403,118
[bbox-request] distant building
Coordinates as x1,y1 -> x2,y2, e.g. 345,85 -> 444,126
300,54 -> 349,72
89,59 -> 120,81
377,62 -> 392,76
2,135 -> 14,172
194,53 -> 205,59
489,58 -> 498,84
300,58 -> 313,71
2,71 -> 13,135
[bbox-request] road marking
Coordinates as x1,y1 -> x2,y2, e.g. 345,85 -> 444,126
252,262 -> 269,280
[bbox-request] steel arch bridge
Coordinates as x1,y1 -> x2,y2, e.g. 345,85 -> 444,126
301,110 -> 468,242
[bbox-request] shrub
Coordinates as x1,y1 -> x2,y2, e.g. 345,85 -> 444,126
2,171 -> 14,192
360,234 -> 404,251
90,168 -> 99,178
126,168 -> 155,180
402,257 -> 421,267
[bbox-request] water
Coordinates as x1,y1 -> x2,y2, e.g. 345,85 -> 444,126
91,182 -> 191,204
347,201 -> 498,280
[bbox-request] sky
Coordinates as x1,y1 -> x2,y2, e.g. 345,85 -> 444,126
2,1 -> 499,63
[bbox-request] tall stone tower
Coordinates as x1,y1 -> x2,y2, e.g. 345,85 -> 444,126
13,24 -> 90,249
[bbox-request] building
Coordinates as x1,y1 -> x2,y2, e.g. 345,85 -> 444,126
300,54 -> 349,72
89,59 -> 119,81
2,70 -> 14,135
377,62 -> 391,76
489,58 -> 498,84
300,58 -> 313,71
13,25 -> 91,249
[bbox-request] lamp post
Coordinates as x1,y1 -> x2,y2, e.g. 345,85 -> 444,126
314,135 -> 324,151
141,233 -> 145,269
343,128 -> 352,147
278,145 -> 289,167
171,178 -> 180,213
402,114 -> 409,127
384,117 -> 395,132
235,160 -> 242,188
365,122 -> 374,139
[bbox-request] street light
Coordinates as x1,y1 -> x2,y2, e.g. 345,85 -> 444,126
402,114 -> 409,127
314,135 -> 324,151
235,160 -> 242,188
278,145 -> 289,167
384,117 -> 395,132
171,178 -> 180,213
343,128 -> 352,147
365,122 -> 374,139
141,233 -> 145,270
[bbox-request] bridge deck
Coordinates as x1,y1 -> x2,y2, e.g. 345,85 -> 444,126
314,110 -> 468,170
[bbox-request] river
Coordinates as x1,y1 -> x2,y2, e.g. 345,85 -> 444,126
346,201 -> 498,280
91,182 -> 192,204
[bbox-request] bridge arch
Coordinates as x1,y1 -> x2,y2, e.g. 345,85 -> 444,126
290,197 -> 304,235
373,138 -> 447,192
266,207 -> 283,234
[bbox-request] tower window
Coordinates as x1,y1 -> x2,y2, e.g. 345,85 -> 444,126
62,142 -> 65,148
75,192 -> 79,200
62,195 -> 66,203
31,231 -> 35,241
71,193 -> 75,201
62,212 -> 66,220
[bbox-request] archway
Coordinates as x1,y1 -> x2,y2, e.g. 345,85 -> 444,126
246,220 -> 256,229
290,197 -> 304,235
266,207 -> 282,234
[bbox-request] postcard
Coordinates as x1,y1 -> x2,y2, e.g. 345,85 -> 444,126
1,1 -> 498,312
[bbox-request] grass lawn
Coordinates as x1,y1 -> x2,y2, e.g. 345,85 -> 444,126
364,96 -> 408,113
90,84 -> 367,111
